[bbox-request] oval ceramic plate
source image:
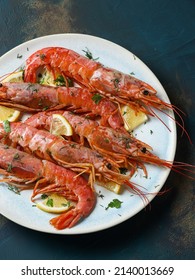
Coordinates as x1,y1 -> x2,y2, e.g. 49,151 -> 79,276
0,34 -> 176,234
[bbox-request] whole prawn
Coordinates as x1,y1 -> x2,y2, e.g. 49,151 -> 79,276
23,47 -> 172,113
0,143 -> 96,229
0,82 -> 124,129
0,122 -> 132,187
26,110 -> 195,180
24,47 -> 190,140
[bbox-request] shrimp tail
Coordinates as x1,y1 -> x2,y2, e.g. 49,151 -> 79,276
50,209 -> 82,229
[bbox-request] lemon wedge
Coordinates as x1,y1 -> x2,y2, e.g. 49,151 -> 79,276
50,114 -> 73,136
121,105 -> 148,131
97,181 -> 122,194
2,71 -> 24,83
37,68 -> 55,86
0,105 -> 20,123
36,193 -> 72,214
0,72 -> 23,122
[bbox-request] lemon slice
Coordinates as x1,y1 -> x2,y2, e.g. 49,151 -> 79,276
97,181 -> 122,194
37,68 -> 56,86
2,71 -> 24,83
121,105 -> 148,131
0,105 -> 20,123
0,72 -> 22,122
36,193 -> 72,214
50,114 -> 73,136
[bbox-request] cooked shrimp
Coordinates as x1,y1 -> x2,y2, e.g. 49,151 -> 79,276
23,47 -> 190,141
26,110 -> 195,180
0,82 -> 124,129
0,121 -> 131,186
0,143 -> 96,229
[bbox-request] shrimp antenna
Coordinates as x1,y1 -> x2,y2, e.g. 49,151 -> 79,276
147,104 -> 192,144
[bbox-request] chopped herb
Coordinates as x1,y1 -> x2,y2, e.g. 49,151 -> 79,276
41,194 -> 48,199
17,53 -> 23,59
112,78 -> 120,89
106,199 -> 123,210
40,53 -> 46,60
43,106 -> 49,111
46,198 -> 53,207
3,145 -> 9,149
82,48 -> 99,61
92,93 -> 103,104
122,111 -> 127,116
97,191 -> 104,199
85,115 -> 91,119
150,130 -> 153,135
62,201 -> 71,207
7,164 -> 12,172
54,75 -> 65,86
3,120 -> 11,133
130,72 -> 135,75
7,185 -> 20,195
13,153 -> 20,160
70,143 -> 76,148
54,75 -> 73,87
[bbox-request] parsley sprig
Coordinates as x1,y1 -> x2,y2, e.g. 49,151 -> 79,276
106,199 -> 123,210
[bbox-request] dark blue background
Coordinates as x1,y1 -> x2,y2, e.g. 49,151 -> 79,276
0,0 -> 194,259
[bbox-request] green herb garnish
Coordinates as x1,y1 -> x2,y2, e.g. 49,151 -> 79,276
112,78 -> 120,89
55,75 -> 65,86
17,53 -> 23,59
46,198 -> 53,207
3,120 -> 11,133
7,185 -> 21,195
106,199 -> 123,210
92,93 -> 103,104
54,75 -> 74,87
82,48 -> 99,61
41,194 -> 48,199
40,53 -> 46,60
62,201 -> 71,207
7,163 -> 12,172
13,153 -> 20,160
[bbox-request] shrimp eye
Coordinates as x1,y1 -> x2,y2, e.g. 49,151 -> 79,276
106,163 -> 112,170
143,90 -> 149,96
141,147 -> 147,153
0,83 -> 2,87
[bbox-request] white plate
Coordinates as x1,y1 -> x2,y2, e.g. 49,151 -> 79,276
0,34 -> 176,234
